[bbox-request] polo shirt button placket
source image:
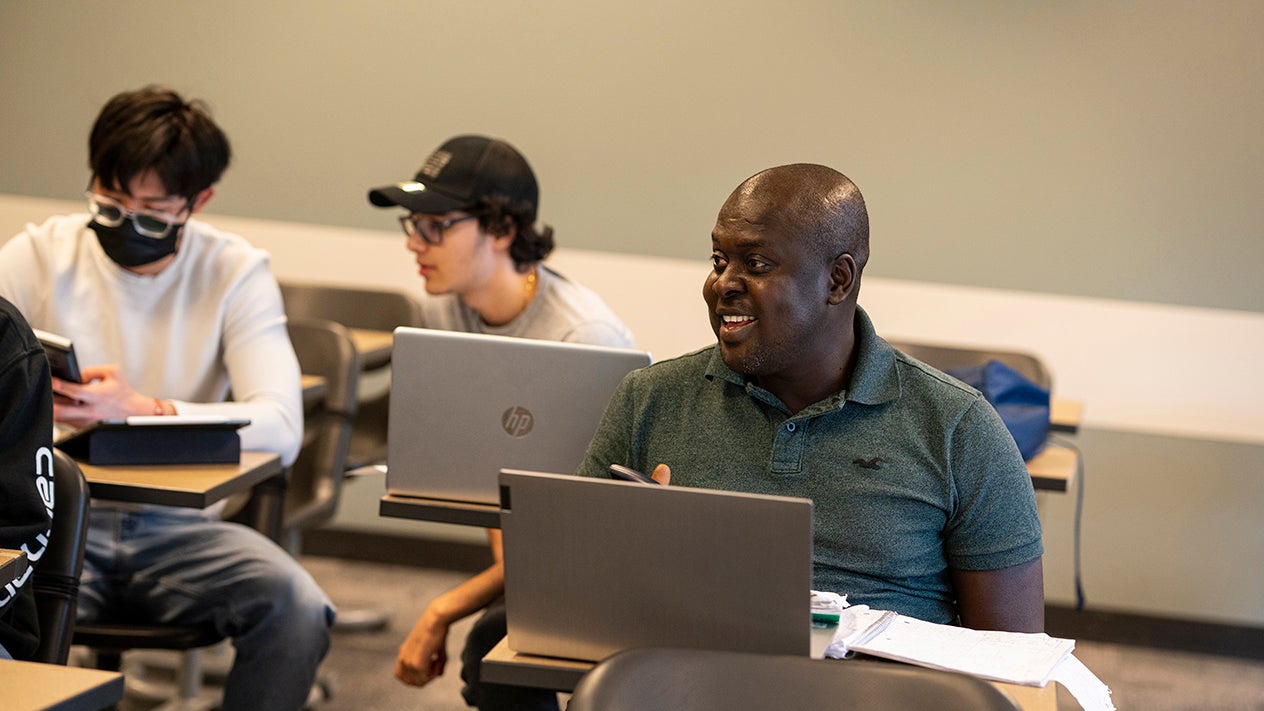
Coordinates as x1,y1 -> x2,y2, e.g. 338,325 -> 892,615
771,419 -> 805,475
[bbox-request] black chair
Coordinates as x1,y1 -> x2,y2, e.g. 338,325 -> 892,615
277,282 -> 423,635
285,317 -> 391,635
73,622 -> 224,710
282,317 -> 360,556
567,647 -> 1022,711
31,448 -> 92,665
279,281 -> 423,470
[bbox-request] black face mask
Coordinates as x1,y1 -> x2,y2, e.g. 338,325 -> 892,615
89,219 -> 181,267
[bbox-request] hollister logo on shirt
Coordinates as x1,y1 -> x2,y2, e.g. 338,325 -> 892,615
853,457 -> 887,471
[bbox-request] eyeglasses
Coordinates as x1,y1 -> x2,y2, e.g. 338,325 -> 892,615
398,214 -> 478,246
86,192 -> 188,239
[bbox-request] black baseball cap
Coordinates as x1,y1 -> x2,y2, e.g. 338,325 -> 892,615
368,135 -> 538,215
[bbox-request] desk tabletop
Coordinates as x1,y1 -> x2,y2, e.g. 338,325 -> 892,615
1026,443 -> 1079,493
302,373 -> 327,410
349,328 -> 394,370
1,548 -> 28,590
0,658 -> 123,711
482,637 -> 1055,711
380,493 -> 502,528
77,450 -> 283,508
1050,399 -> 1083,433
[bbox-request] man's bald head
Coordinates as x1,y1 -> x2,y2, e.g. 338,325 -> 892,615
722,163 -> 869,273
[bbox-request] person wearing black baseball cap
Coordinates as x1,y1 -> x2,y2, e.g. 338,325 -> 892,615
372,135 -> 634,711
368,135 -> 633,345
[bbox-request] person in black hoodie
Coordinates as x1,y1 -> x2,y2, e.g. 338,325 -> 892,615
0,295 -> 54,660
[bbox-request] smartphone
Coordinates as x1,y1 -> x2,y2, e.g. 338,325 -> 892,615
33,329 -> 83,383
608,463 -> 660,485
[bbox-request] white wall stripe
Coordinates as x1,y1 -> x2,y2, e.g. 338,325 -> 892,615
4,194 -> 1261,446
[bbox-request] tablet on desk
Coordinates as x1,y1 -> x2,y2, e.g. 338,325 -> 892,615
33,328 -> 82,383
56,416 -> 250,466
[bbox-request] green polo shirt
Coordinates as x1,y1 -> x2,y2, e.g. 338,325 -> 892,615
577,307 -> 1043,624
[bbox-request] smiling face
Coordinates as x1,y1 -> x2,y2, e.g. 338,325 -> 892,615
702,164 -> 868,409
705,202 -> 834,378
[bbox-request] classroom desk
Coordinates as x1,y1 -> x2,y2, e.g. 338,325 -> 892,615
76,450 -> 283,510
378,440 -> 1078,529
302,373 -> 327,411
349,327 -> 394,370
1050,399 -> 1083,434
1,548 -> 28,590
481,635 -> 1056,711
380,492 -> 501,528
1026,444 -> 1079,493
0,658 -> 124,711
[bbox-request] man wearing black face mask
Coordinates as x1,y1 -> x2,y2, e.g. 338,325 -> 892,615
0,86 -> 331,710
85,189 -> 191,268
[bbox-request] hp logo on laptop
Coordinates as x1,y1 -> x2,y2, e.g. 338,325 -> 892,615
502,406 -> 535,438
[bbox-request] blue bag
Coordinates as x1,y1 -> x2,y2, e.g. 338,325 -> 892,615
946,360 -> 1051,461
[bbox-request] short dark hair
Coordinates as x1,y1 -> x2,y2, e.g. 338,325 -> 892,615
89,85 -> 231,200
473,194 -> 555,270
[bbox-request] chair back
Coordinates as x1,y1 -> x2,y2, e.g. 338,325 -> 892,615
283,318 -> 360,554
567,647 -> 1021,711
890,340 -> 1052,391
32,448 -> 91,664
279,281 -> 422,469
279,281 -> 423,333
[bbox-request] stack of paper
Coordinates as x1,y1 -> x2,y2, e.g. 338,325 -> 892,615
836,612 -> 1073,686
822,606 -> 1115,710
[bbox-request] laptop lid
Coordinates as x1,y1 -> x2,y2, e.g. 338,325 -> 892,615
386,328 -> 651,504
499,469 -> 814,662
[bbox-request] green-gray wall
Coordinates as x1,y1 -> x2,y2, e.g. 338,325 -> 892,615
2,1 -> 1261,313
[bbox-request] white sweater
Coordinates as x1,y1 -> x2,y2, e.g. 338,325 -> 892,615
0,214 -> 302,466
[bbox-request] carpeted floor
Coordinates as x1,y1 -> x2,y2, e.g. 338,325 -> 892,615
93,555 -> 1264,710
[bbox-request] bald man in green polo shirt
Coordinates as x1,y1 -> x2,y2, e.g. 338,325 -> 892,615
578,163 -> 1045,632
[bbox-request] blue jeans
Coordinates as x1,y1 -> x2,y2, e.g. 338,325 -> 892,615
78,507 -> 334,711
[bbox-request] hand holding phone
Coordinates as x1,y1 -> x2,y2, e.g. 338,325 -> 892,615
608,463 -> 660,485
34,329 -> 83,383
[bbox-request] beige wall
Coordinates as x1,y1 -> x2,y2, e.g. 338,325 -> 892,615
1,2 -> 1262,313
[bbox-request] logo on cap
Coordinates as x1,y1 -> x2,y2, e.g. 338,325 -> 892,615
502,406 -> 534,438
420,150 -> 453,178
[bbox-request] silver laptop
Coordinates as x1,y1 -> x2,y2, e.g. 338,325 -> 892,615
499,469 -> 814,662
385,327 -> 651,504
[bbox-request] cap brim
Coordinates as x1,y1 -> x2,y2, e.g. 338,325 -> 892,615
367,181 -> 469,214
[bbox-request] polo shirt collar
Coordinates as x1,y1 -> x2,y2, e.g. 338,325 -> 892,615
845,306 -> 901,406
702,349 -> 786,411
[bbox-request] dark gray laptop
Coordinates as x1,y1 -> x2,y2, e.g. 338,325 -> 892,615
499,469 -> 814,662
385,328 -> 651,504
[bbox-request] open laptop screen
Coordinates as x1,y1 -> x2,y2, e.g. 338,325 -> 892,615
500,469 -> 814,662
386,327 -> 650,504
